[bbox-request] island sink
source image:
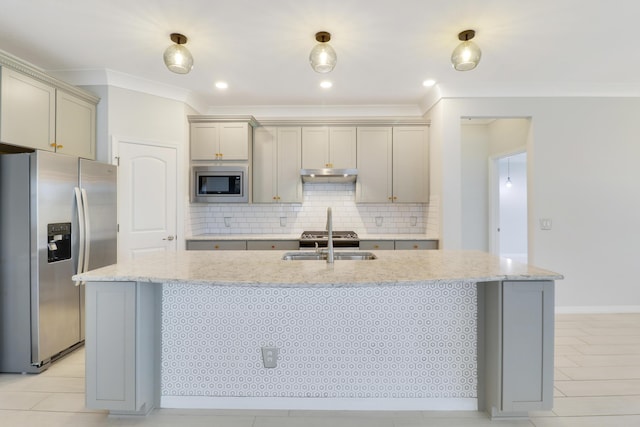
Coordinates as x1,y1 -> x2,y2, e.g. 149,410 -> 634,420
281,251 -> 377,261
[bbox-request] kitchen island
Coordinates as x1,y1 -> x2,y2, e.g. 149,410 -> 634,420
75,250 -> 562,420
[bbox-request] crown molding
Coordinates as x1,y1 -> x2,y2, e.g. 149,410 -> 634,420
0,49 -> 99,104
254,116 -> 429,127
188,115 -> 258,126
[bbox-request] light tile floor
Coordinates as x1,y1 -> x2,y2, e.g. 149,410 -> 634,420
1,313 -> 639,426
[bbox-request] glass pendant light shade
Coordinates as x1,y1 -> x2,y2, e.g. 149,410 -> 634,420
505,177 -> 513,188
451,30 -> 481,71
309,31 -> 337,73
163,33 -> 194,74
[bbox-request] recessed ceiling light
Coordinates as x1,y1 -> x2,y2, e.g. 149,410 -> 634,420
320,80 -> 333,89
215,81 -> 228,89
422,79 -> 436,87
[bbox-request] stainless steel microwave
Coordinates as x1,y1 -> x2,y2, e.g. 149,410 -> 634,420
191,165 -> 249,203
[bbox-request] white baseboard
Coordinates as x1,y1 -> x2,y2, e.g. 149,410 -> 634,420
160,396 -> 478,411
556,306 -> 640,314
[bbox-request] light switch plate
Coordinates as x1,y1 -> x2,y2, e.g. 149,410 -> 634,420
540,218 -> 552,230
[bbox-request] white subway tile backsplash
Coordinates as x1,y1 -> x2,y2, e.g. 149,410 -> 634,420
186,184 -> 439,236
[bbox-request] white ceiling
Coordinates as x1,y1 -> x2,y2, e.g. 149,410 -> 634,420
1,0 -> 639,114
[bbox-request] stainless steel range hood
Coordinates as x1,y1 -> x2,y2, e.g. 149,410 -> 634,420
300,168 -> 358,183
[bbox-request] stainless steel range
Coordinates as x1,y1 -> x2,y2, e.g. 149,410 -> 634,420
299,231 -> 359,248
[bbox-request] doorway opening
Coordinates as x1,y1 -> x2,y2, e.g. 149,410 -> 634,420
495,152 -> 528,263
460,117 -> 530,261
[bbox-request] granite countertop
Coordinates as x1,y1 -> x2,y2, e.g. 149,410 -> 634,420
186,233 -> 439,241
74,250 -> 562,288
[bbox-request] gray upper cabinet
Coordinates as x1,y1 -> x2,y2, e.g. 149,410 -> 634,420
0,67 -> 55,152
355,127 -> 392,202
392,126 -> 429,203
190,121 -> 252,161
0,64 -> 98,159
55,89 -> 96,159
253,126 -> 302,203
302,126 -> 356,169
356,126 -> 429,203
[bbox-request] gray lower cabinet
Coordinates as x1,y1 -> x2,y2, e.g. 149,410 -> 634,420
361,239 -> 438,250
481,280 -> 554,418
186,238 -> 438,251
85,281 -> 160,414
186,240 -> 247,250
246,240 -> 299,250
359,240 -> 395,250
394,240 -> 438,250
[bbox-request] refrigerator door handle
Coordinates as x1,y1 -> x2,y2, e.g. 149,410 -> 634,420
81,188 -> 91,277
74,187 -> 86,286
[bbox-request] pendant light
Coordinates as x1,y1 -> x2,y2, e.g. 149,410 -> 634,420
309,31 -> 337,73
163,33 -> 194,74
505,158 -> 513,188
451,29 -> 481,71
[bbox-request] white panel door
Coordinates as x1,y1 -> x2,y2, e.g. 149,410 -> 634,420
116,140 -> 177,260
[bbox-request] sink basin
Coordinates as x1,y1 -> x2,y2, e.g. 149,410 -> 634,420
281,251 -> 377,261
333,252 -> 377,260
281,252 -> 325,261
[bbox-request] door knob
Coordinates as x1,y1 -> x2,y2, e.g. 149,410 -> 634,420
163,235 -> 175,241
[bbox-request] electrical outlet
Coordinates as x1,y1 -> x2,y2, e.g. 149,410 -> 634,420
261,346 -> 279,368
540,218 -> 552,230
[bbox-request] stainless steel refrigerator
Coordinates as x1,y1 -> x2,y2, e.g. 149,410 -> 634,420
0,150 -> 117,373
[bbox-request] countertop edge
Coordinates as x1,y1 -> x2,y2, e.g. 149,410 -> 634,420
73,250 -> 563,288
76,274 -> 563,287
186,234 -> 440,241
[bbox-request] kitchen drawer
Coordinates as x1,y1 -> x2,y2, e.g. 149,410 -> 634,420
359,240 -> 395,250
186,240 -> 247,250
247,240 -> 299,250
394,240 -> 438,250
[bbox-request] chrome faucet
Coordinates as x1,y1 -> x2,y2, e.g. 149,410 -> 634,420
325,207 -> 334,263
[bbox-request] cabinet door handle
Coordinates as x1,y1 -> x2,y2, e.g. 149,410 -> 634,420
50,142 -> 57,148
162,235 -> 175,241
413,244 -> 418,249
214,245 -> 220,249
374,245 -> 379,249
57,145 -> 63,149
